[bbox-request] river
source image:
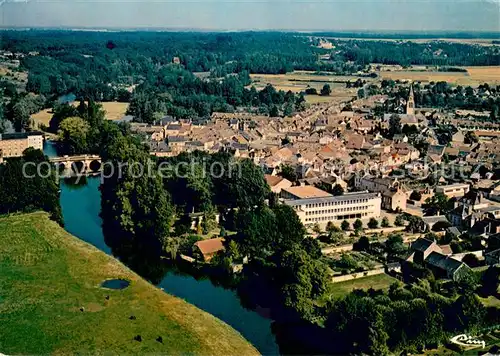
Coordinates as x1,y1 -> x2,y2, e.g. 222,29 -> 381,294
44,141 -> 279,355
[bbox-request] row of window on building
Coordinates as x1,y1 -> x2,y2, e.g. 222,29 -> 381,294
305,213 -> 367,223
305,205 -> 371,216
304,198 -> 371,209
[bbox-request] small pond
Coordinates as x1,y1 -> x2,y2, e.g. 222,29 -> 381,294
101,279 -> 131,290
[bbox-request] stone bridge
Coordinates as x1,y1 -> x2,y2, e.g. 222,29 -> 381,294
49,155 -> 102,175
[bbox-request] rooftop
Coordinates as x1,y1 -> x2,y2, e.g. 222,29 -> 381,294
0,131 -> 44,140
283,191 -> 379,207
282,186 -> 332,199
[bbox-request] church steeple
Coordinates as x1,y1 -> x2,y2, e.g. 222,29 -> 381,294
406,85 -> 415,115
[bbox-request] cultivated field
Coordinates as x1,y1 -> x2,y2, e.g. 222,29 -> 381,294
379,66 -> 500,86
322,36 -> 499,46
250,71 -> 362,103
0,212 -> 257,355
31,101 -> 129,129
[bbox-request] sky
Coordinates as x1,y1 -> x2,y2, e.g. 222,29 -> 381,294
0,0 -> 499,32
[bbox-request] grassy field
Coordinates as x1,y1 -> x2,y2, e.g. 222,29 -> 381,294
250,71 -> 359,104
328,273 -> 397,299
31,101 -> 129,129
0,212 -> 258,355
380,66 -> 500,86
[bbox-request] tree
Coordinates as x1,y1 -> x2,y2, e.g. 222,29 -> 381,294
279,164 -> 298,183
312,223 -> 321,234
423,193 -> 451,216
388,114 -> 402,138
480,266 -> 500,296
269,105 -> 279,117
409,191 -> 422,201
385,234 -> 406,257
464,131 -> 479,144
0,148 -> 62,224
394,214 -> 405,227
353,219 -> 363,231
452,292 -> 485,332
49,103 -> 78,133
326,221 -> 340,233
57,117 -> 90,155
368,218 -> 379,229
301,237 -> 322,259
341,220 -> 350,231
355,235 -> 370,251
381,217 -> 390,228
332,184 -> 344,196
11,100 -> 32,132
214,157 -> 270,210
320,84 -> 332,96
100,134 -> 174,254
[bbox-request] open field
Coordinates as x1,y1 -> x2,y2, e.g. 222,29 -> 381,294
31,101 -> 129,129
250,71 -> 360,103
0,212 -> 257,355
328,273 -> 397,299
98,101 -> 129,121
379,66 -> 500,86
322,36 -> 499,46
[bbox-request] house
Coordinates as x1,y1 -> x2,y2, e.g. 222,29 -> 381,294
452,131 -> 465,143
485,249 -> 500,266
407,238 -> 471,281
193,238 -> 225,262
436,183 -> 470,198
265,175 -> 293,194
425,251 -> 472,281
381,189 -> 407,212
407,238 -> 442,265
422,215 -> 451,232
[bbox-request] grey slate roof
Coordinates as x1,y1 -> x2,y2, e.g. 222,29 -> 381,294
283,191 -> 379,207
410,238 -> 435,253
426,251 -> 465,274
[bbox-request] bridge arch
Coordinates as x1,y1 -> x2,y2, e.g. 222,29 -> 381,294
89,159 -> 101,173
71,161 -> 85,175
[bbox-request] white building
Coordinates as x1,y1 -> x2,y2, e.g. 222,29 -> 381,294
283,190 -> 382,228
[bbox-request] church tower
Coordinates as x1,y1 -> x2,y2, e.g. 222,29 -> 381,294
406,85 -> 415,115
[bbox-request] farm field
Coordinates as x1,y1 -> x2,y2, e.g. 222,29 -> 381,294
250,71 -> 361,103
31,101 -> 129,129
328,273 -> 397,299
379,66 -> 500,85
322,36 -> 498,46
0,212 -> 257,355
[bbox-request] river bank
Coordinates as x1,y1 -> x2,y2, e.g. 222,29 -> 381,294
57,175 -> 280,354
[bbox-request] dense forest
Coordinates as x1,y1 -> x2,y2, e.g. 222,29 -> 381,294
1,31 -> 498,98
0,31 -> 498,128
0,148 -> 62,223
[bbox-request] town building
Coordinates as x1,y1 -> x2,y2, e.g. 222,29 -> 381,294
355,175 -> 406,211
282,190 -> 381,228
0,132 -> 44,158
407,238 -> 472,282
265,175 -> 293,194
436,183 -> 470,198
